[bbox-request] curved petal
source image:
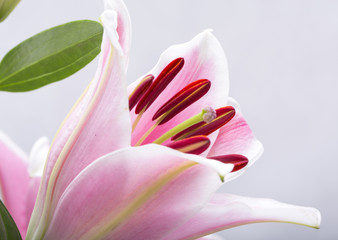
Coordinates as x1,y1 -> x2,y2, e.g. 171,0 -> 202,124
26,177 -> 40,227
165,193 -> 321,240
0,131 -> 29,238
104,0 -> 131,63
129,30 -> 229,146
25,137 -> 48,227
208,97 -> 264,182
197,234 -> 224,240
43,145 -> 233,240
27,3 -> 132,239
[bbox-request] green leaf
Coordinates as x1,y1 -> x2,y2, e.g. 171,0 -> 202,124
0,0 -> 21,22
0,200 -> 22,240
0,20 -> 103,92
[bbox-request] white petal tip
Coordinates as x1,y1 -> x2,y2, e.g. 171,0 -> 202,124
200,159 -> 234,181
275,206 -> 321,229
201,29 -> 214,34
264,200 -> 322,229
104,0 -> 127,11
303,207 -> 321,229
199,234 -> 224,240
194,29 -> 217,43
145,144 -> 233,179
100,9 -> 124,56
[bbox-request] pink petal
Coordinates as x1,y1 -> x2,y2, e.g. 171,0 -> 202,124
207,97 -> 263,181
129,30 -> 229,146
26,177 -> 41,227
165,193 -> 321,240
0,131 -> 29,238
25,137 -> 48,237
104,0 -> 131,62
27,4 -> 132,238
43,145 -> 232,239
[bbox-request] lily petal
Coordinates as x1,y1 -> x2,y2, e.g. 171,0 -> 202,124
129,30 -> 229,146
43,145 -> 233,240
208,97 -> 263,181
104,0 -> 131,63
27,2 -> 132,238
25,137 -> 49,233
0,131 -> 29,237
197,234 -> 223,240
25,177 -> 41,231
165,193 -> 321,240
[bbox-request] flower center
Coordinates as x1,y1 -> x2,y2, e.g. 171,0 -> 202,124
129,57 -> 248,172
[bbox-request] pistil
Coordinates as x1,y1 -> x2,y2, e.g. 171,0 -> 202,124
172,106 -> 235,140
153,108 -> 215,144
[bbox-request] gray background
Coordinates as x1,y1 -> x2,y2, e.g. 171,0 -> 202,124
0,0 -> 336,239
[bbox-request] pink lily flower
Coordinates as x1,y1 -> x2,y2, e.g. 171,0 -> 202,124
0,131 -> 49,239
26,0 -> 321,239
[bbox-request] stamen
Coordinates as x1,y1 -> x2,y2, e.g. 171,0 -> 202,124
132,107 -> 146,132
165,135 -> 210,155
208,154 -> 248,172
153,108 -> 215,144
135,58 -> 185,114
129,74 -> 154,111
172,106 -> 235,140
153,79 -> 211,125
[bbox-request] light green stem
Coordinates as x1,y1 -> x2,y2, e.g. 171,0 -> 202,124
153,110 -> 206,144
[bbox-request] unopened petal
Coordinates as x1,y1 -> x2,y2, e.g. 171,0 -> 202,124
165,193 -> 321,240
43,145 -> 232,240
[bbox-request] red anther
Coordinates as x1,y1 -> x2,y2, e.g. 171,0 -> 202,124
166,135 -> 210,155
208,154 -> 248,172
215,106 -> 234,116
172,106 -> 235,140
135,58 -> 185,114
171,122 -> 205,141
153,79 -> 211,125
185,106 -> 235,137
129,74 -> 154,111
